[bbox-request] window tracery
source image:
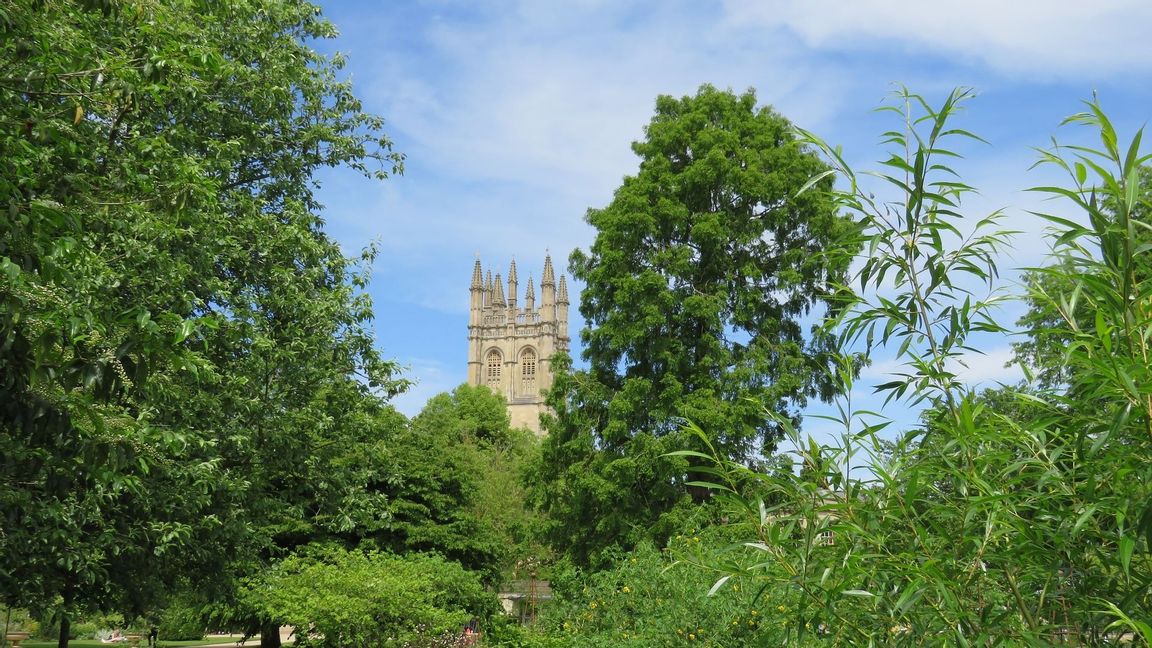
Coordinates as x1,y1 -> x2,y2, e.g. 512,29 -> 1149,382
486,350 -> 502,388
520,348 -> 537,396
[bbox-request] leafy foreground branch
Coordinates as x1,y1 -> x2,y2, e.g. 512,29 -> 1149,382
680,89 -> 1152,646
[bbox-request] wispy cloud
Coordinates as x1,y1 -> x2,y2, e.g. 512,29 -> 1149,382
721,0 -> 1152,79
313,0 -> 1152,414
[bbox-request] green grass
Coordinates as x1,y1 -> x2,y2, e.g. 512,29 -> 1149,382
22,637 -> 241,648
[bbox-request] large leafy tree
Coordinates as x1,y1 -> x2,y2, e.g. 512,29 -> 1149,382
533,85 -> 856,567
380,384 -> 545,585
0,1 -> 402,645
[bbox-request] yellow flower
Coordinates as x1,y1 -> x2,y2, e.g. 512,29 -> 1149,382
688,633 -> 696,641
751,610 -> 759,616
589,601 -> 598,609
621,586 -> 631,593
562,622 -> 571,630
676,629 -> 684,635
776,605 -> 786,613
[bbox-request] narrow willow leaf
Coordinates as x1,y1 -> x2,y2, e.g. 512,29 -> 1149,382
796,169 -> 837,197
707,575 -> 732,597
1118,535 -> 1135,577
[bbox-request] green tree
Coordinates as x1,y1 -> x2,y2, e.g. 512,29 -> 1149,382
380,385 -> 545,585
0,2 -> 403,645
533,85 -> 856,568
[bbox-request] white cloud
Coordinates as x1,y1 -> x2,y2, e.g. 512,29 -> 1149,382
721,0 -> 1152,79
362,0 -> 854,211
947,345 -> 1023,385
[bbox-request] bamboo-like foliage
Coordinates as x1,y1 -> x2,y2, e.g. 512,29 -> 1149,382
675,89 -> 1152,646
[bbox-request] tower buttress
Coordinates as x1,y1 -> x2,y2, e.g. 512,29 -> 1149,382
541,254 -> 556,322
557,274 -> 570,343
470,258 -> 483,326
507,259 -> 518,312
468,260 -> 487,385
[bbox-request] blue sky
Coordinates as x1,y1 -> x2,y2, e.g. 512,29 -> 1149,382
308,0 -> 1152,439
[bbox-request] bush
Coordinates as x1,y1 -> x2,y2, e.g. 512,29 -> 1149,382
243,548 -> 499,648
158,598 -> 205,642
531,537 -> 818,647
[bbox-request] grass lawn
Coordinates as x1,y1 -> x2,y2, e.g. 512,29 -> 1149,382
23,637 -> 241,648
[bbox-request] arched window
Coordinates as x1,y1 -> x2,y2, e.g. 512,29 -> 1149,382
486,350 -> 502,389
520,348 -> 537,396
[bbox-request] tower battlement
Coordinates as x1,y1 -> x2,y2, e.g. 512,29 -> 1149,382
468,255 -> 569,434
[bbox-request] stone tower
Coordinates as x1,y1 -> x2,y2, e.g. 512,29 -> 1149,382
468,256 -> 570,434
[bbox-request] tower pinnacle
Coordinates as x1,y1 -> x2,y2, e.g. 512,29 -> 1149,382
507,260 -> 518,309
493,273 -> 506,306
542,254 -> 555,286
471,258 -> 483,289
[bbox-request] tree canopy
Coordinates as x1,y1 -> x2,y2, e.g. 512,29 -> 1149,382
380,384 -> 543,585
532,85 -> 857,568
0,1 -> 403,644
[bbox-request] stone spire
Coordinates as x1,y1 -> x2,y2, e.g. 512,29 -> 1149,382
507,259 -> 518,309
469,258 -> 484,325
524,276 -> 535,309
493,272 -> 506,306
471,258 -> 483,289
484,270 -> 493,308
557,274 -> 569,336
542,254 -> 555,286
541,254 -> 556,320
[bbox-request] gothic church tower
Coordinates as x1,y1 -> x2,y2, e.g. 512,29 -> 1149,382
468,256 -> 569,434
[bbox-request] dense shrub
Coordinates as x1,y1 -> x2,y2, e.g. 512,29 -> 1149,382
530,536 -> 821,647
242,548 -> 498,648
683,89 -> 1152,645
158,598 -> 205,642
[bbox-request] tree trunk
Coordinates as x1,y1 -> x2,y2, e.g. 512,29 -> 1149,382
259,622 -> 281,648
56,613 -> 70,648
